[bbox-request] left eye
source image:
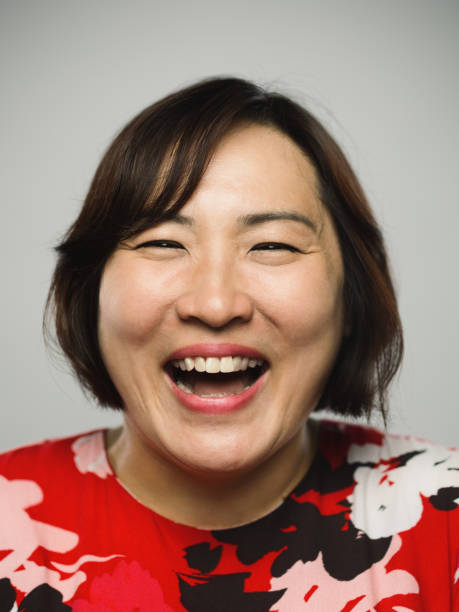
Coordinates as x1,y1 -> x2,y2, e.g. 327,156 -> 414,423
251,242 -> 300,253
135,240 -> 184,249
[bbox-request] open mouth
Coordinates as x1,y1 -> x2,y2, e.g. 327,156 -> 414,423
164,356 -> 269,398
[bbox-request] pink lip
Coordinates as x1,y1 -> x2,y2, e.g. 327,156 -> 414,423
165,367 -> 269,414
163,343 -> 269,414
165,343 -> 268,362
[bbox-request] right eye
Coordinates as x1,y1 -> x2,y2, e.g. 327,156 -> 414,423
134,240 -> 184,250
250,242 -> 301,253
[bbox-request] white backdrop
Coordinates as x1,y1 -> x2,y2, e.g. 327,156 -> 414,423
1,0 -> 458,450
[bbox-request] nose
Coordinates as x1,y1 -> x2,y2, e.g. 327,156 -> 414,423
175,259 -> 254,329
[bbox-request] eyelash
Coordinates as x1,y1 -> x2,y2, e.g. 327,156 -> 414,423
135,240 -> 183,250
135,240 -> 301,253
251,242 -> 301,253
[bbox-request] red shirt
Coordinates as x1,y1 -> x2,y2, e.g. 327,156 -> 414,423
0,419 -> 458,611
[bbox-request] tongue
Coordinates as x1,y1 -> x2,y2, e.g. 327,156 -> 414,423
187,371 -> 251,395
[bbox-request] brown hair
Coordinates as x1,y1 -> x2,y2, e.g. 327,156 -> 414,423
45,76 -> 403,419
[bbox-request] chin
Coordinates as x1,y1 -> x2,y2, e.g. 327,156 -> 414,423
171,436 -> 265,478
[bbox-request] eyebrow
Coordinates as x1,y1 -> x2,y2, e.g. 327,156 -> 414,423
165,210 -> 318,232
237,211 -> 317,232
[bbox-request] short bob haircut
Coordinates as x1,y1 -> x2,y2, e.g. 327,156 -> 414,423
46,76 -> 403,419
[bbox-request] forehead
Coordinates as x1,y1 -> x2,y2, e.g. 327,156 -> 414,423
196,124 -> 320,209
173,124 -> 329,239
175,125 -> 343,273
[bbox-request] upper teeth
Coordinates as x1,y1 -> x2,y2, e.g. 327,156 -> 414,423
171,356 -> 264,374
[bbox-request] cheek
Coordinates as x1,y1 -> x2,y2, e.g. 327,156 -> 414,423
251,265 -> 344,344
98,266 -> 172,346
285,300 -> 342,356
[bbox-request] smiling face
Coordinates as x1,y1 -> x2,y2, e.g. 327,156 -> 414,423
98,124 -> 345,477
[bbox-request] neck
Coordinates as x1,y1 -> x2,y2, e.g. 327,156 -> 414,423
106,419 -> 318,530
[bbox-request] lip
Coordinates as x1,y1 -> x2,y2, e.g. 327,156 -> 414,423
165,343 -> 268,363
165,366 -> 269,414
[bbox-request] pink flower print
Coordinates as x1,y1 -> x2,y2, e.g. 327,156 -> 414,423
71,432 -> 112,479
0,475 -> 83,600
72,560 -> 174,611
0,475 -> 121,603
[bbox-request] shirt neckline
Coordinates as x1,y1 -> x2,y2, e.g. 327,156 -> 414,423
94,420 -> 327,532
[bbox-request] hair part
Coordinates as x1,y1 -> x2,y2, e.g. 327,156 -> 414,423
45,76 -> 403,419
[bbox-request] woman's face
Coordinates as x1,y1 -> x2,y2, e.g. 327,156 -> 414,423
98,124 -> 345,475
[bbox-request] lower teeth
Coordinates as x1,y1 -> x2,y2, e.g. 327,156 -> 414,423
176,380 -> 251,397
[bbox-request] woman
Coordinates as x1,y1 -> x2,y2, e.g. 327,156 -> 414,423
0,77 -> 457,611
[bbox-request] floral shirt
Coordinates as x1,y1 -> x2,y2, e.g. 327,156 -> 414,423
0,419 -> 458,611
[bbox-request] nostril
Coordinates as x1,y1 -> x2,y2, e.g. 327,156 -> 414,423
175,287 -> 254,328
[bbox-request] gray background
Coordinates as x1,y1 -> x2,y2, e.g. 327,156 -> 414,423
1,0 -> 458,451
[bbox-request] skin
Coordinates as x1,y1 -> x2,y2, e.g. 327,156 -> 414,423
99,124 -> 345,529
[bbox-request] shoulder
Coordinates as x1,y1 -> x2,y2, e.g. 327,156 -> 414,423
0,429 -> 112,482
317,418 -> 459,539
318,417 -> 459,466
318,418 -> 459,498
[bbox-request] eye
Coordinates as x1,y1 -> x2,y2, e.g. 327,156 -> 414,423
134,240 -> 185,250
251,242 -> 301,253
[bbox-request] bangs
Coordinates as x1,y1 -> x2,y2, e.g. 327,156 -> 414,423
119,118 -> 226,241
103,80 -> 271,245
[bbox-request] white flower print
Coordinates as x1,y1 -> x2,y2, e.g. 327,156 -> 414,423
347,433 -> 459,538
270,535 -> 418,611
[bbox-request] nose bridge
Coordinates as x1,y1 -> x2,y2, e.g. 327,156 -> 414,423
175,246 -> 253,328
